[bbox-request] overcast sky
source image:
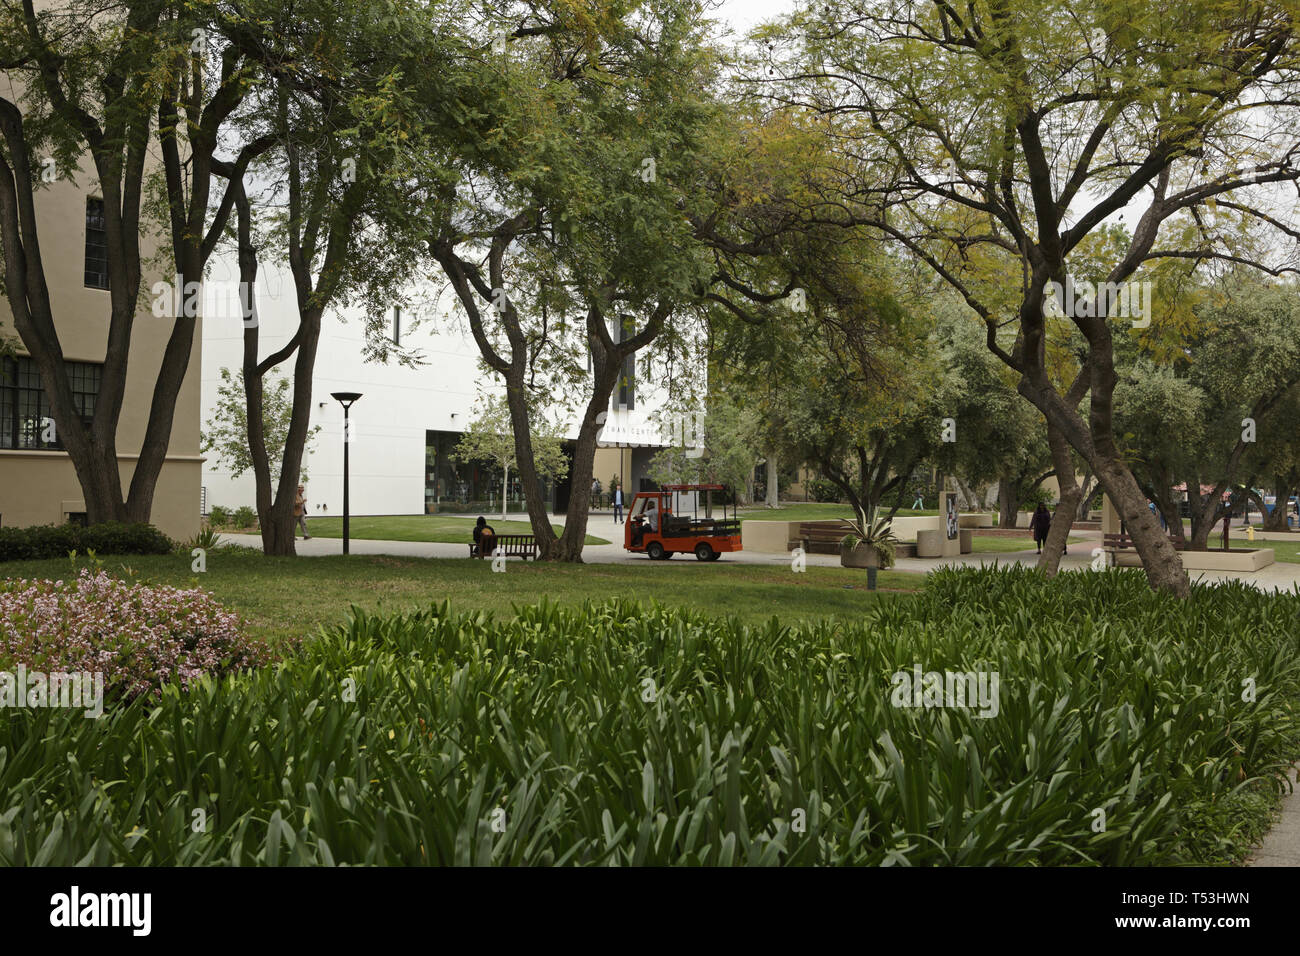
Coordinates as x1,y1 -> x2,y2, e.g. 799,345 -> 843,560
715,0 -> 794,35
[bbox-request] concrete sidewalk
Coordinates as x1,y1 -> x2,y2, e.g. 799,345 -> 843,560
221,514 -> 1300,590
1248,768 -> 1300,866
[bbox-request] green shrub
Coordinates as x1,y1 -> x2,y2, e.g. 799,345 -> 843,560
807,477 -> 843,503
1,566 -> 1296,865
186,525 -> 224,550
0,522 -> 173,563
232,506 -> 257,529
208,505 -> 232,527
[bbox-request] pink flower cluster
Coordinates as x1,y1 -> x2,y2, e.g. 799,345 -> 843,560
0,570 -> 273,700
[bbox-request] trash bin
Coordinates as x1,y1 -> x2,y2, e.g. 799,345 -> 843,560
916,529 -> 942,557
959,529 -> 972,554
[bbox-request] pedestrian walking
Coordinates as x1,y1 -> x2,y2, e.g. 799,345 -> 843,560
294,484 -> 311,539
613,481 -> 624,523
1029,502 -> 1051,554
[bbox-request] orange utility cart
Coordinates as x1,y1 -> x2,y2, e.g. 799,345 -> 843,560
624,483 -> 743,560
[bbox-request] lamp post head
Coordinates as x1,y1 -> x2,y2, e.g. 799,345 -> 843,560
331,391 -> 363,410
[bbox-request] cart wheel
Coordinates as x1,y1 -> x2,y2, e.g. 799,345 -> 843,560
694,542 -> 715,561
706,550 -> 721,561
647,541 -> 665,560
664,551 -> 675,559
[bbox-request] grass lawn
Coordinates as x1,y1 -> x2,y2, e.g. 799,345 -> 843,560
1,551 -> 921,643
740,502 -> 941,523
971,535 -> 1085,554
231,513 -> 609,546
1208,532 -> 1300,563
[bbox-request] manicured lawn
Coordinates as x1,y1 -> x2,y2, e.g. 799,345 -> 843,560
0,551 -> 920,643
1208,532 -> 1300,563
740,503 -> 941,523
243,513 -> 609,546
970,535 -> 1085,554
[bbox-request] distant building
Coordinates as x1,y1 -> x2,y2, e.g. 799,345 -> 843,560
199,252 -> 677,517
0,132 -> 200,538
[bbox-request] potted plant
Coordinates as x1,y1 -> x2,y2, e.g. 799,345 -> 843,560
838,506 -> 898,569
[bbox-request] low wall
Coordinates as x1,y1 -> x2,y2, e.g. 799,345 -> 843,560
741,520 -> 798,554
743,515 -> 968,555
1114,548 -> 1275,571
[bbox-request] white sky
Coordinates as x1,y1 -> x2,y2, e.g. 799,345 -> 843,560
714,0 -> 795,35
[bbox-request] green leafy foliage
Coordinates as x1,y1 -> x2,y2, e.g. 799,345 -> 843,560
0,523 -> 173,563
1,567 -> 1295,864
202,368 -> 321,488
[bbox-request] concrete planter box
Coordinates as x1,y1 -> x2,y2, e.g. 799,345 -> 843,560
916,529 -> 943,557
1114,548 -> 1275,571
743,520 -> 799,553
958,514 -> 994,529
840,541 -> 882,568
1182,548 -> 1275,571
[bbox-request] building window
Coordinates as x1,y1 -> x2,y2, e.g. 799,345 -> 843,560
84,197 -> 109,289
392,306 -> 401,346
0,356 -> 101,450
611,315 -> 635,410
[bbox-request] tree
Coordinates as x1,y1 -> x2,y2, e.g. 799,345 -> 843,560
765,0 -> 1300,595
215,0 -> 457,555
201,367 -> 320,490
0,0 -> 270,525
929,305 -> 1054,531
453,393 -> 567,521
419,0 -> 724,561
647,393 -> 760,499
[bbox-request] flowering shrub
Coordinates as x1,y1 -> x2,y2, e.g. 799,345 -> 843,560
0,570 -> 273,700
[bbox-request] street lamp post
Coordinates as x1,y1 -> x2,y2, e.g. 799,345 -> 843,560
331,392 -> 363,554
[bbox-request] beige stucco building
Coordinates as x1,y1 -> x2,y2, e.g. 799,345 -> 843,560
0,158 -> 201,541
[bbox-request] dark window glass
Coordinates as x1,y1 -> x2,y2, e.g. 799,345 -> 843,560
0,357 -> 101,450
85,197 -> 109,289
611,316 -> 635,410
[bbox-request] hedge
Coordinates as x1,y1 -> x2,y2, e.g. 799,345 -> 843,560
0,522 -> 174,562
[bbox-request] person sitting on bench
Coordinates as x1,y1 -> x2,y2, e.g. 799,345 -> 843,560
472,516 -> 497,557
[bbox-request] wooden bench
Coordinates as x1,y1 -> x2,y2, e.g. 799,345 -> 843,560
470,533 -> 538,559
1102,532 -> 1184,553
787,522 -> 847,554
787,521 -> 918,558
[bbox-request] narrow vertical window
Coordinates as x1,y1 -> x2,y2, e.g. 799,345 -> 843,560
84,197 -> 109,289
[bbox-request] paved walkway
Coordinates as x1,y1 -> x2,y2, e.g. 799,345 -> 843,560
223,514 -> 1300,591
1248,767 -> 1300,866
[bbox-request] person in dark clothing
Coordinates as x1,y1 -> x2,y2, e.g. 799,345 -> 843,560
1029,502 -> 1052,554
472,516 -> 496,557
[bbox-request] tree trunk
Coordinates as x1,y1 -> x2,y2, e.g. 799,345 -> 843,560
1186,479 -> 1226,551
1262,480 -> 1293,531
1037,425 -> 1076,576
501,462 -> 509,521
1075,471 -> 1096,521
765,449 -> 779,508
997,481 -> 1019,528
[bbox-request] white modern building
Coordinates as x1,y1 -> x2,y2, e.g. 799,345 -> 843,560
199,252 -> 679,518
